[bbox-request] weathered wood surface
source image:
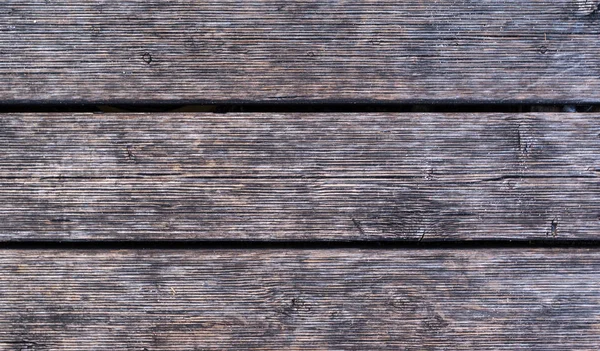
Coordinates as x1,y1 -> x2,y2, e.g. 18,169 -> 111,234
2,113 -> 599,178
1,113 -> 598,241
1,0 -> 599,103
0,249 -> 598,350
3,177 -> 598,241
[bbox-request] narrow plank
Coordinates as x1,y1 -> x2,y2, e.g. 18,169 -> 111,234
1,1 -> 599,103
0,249 -> 598,350
0,113 -> 598,241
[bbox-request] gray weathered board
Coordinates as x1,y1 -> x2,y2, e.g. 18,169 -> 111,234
0,113 -> 598,241
1,249 -> 599,350
2,1 -> 599,348
1,0 -> 600,103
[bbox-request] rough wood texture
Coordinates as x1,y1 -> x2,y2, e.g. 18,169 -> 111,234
1,0 -> 599,103
0,249 -> 598,350
1,113 -> 598,241
2,113 -> 599,179
3,177 -> 598,241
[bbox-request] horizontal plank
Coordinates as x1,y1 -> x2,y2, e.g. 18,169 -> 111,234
2,177 -> 598,241
1,249 -> 599,350
1,1 -> 600,103
1,113 -> 598,178
1,113 -> 599,241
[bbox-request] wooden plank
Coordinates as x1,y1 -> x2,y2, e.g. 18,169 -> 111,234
0,249 -> 598,349
1,113 -> 599,241
2,177 -> 599,241
1,113 -> 598,179
1,1 -> 599,103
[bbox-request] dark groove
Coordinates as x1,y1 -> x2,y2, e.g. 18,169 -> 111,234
1,239 -> 600,250
0,103 -> 599,114
479,174 -> 598,182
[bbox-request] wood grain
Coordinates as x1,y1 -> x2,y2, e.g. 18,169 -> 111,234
2,176 -> 599,241
0,249 -> 598,350
1,113 -> 599,241
1,0 -> 599,103
1,113 -> 598,179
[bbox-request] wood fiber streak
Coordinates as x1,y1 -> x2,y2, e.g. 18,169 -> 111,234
0,113 -> 599,241
0,249 -> 599,350
1,0 -> 599,103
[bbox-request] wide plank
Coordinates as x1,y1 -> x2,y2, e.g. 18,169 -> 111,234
1,177 -> 598,241
1,1 -> 599,103
1,113 -> 599,241
1,113 -> 598,179
0,249 -> 599,350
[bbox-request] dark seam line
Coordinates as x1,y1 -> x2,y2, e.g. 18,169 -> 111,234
0,103 -> 599,114
1,240 -> 599,250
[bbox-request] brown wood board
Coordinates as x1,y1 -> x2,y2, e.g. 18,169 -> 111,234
1,1 -> 599,103
1,113 -> 598,241
0,249 -> 599,350
1,113 -> 598,179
